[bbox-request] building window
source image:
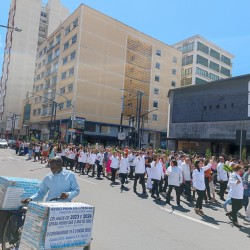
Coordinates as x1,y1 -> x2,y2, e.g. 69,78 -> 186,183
43,59 -> 46,65
181,78 -> 192,86
177,42 -> 194,54
204,106 -> 207,111
73,18 -> 78,29
69,67 -> 74,77
155,62 -> 160,69
39,84 -> 43,90
37,108 -> 41,115
154,88 -> 159,95
65,26 -> 71,36
171,81 -> 176,87
48,53 -> 53,63
64,41 -> 69,50
210,48 -> 220,60
155,75 -> 160,82
33,109 -> 36,116
53,62 -> 58,72
72,34 -> 77,44
197,55 -> 208,67
85,123 -> 96,132
209,61 -> 220,72
51,76 -> 57,85
100,126 -> 110,134
209,73 -> 219,81
42,107 -> 47,116
68,83 -> 73,92
156,50 -> 161,56
153,101 -> 158,108
182,68 -> 192,76
45,80 -> 50,89
221,55 -> 231,66
38,63 -> 41,69
61,71 -> 67,80
152,114 -> 158,121
55,48 -> 59,58
60,87 -> 65,94
63,56 -> 68,65
195,77 -> 207,85
58,103 -> 64,110
39,51 -> 42,58
173,56 -> 177,63
196,67 -> 208,78
182,55 -> 193,66
221,66 -> 231,77
56,34 -> 61,44
197,42 -> 209,54
66,100 -> 72,108
172,69 -> 176,75
49,40 -> 54,50
70,51 -> 76,60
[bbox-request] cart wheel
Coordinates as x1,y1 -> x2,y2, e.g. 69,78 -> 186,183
2,215 -> 22,250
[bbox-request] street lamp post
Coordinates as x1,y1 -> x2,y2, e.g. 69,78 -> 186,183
0,24 -> 22,32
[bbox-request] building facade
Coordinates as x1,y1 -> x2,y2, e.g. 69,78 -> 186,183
23,4 -> 182,148
168,74 -> 250,155
173,35 -> 234,86
0,0 -> 68,138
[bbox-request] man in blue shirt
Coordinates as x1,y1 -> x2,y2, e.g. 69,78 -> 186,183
23,157 -> 80,203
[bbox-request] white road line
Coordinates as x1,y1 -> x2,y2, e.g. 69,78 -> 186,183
78,177 -> 97,185
161,207 -> 220,230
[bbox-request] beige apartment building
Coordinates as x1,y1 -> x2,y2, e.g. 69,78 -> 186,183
23,4 -> 181,148
173,35 -> 234,86
0,0 -> 68,138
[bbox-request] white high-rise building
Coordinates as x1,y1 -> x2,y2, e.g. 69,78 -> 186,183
173,35 -> 234,86
0,0 -> 69,138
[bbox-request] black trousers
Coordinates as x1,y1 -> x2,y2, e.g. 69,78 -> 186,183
133,173 -> 146,193
119,173 -> 127,185
205,177 -> 211,200
151,179 -> 160,197
181,181 -> 192,201
78,162 -> 86,174
219,181 -> 228,199
129,166 -> 135,179
230,198 -> 243,222
61,156 -> 66,166
111,168 -> 118,182
97,163 -> 103,178
87,164 -> 95,176
159,176 -> 168,192
196,190 -> 205,209
166,185 -> 180,205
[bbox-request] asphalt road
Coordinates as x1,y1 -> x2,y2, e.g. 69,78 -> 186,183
0,148 -> 249,250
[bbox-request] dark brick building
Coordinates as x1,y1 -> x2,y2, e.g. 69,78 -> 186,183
168,74 -> 250,155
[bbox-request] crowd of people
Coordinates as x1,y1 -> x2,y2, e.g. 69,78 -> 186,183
14,140 -> 250,227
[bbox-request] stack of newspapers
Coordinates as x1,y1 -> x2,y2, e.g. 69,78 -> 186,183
0,176 -> 41,210
19,202 -> 95,250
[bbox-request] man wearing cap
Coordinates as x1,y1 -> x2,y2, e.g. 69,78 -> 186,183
22,157 -> 80,203
133,151 -> 147,195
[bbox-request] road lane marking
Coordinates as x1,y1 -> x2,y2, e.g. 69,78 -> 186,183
78,177 -> 97,185
8,156 -> 20,160
161,207 -> 220,230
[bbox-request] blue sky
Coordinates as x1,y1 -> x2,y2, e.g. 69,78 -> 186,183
0,0 -> 249,77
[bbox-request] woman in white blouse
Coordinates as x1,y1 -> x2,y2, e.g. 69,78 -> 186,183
226,164 -> 244,227
192,159 -> 212,215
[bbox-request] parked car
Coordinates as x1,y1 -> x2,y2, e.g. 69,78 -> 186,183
0,139 -> 8,148
7,140 -> 16,149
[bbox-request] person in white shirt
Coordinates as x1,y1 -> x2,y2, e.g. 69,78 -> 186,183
78,147 -> 87,175
178,154 -> 186,167
33,144 -> 41,162
128,151 -> 136,179
217,156 -> 228,200
193,159 -> 212,215
119,153 -> 130,188
151,156 -> 164,200
226,165 -> 244,227
96,150 -> 104,179
133,152 -> 147,195
110,152 -> 120,183
86,149 -> 97,177
165,160 -> 183,206
180,158 -> 192,202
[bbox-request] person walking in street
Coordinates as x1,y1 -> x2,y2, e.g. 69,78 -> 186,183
128,151 -> 136,179
165,160 -> 182,206
133,151 -> 147,195
110,151 -> 120,184
180,157 -> 192,202
193,159 -> 212,215
217,156 -> 228,201
119,153 -> 130,189
226,165 -> 244,227
151,155 -> 164,200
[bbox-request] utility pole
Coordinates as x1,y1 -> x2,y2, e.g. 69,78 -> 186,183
137,91 -> 143,149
